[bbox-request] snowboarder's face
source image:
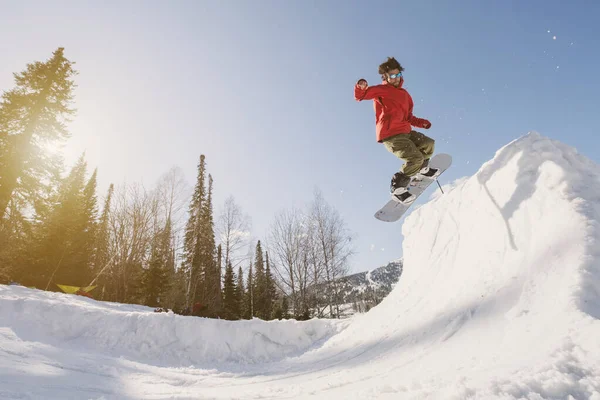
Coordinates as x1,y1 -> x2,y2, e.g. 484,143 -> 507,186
386,69 -> 403,87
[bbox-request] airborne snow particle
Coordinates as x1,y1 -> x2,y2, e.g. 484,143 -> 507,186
553,36 -> 557,40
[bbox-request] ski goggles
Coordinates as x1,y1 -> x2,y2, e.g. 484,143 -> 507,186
388,72 -> 403,79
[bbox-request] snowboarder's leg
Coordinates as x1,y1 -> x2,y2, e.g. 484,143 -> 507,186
408,131 -> 440,178
408,130 -> 435,166
382,134 -> 424,203
382,134 -> 425,177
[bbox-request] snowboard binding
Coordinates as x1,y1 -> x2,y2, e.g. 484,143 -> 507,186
392,188 -> 416,204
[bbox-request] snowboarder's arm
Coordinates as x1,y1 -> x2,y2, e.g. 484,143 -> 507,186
354,79 -> 387,101
407,101 -> 431,129
409,115 -> 431,129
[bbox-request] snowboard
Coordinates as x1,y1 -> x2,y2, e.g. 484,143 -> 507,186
374,153 -> 452,222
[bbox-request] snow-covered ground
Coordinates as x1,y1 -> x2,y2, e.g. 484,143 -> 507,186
1,132 -> 600,399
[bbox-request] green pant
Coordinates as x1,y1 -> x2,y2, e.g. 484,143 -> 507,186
382,131 -> 435,177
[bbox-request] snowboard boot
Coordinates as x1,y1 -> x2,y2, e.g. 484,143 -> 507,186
417,158 -> 440,179
390,172 -> 415,204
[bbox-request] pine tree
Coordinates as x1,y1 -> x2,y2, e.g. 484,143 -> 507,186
281,296 -> 290,319
30,155 -> 96,289
216,244 -> 223,296
0,198 -> 29,283
235,266 -> 245,319
0,47 -> 77,220
164,265 -> 188,314
272,298 -> 284,320
93,184 -> 114,298
244,263 -> 254,319
183,155 -> 207,311
265,251 -> 277,320
222,261 -> 237,320
196,173 -> 219,317
74,168 -> 98,274
140,205 -> 173,308
204,175 -> 221,316
182,156 -> 219,317
142,253 -> 168,308
253,240 -> 267,319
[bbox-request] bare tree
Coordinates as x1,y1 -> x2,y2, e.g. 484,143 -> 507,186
154,167 -> 188,310
267,207 -> 308,317
106,183 -> 155,302
305,218 -> 327,317
309,188 -> 354,318
216,195 -> 251,271
155,166 -> 189,266
156,167 -> 188,231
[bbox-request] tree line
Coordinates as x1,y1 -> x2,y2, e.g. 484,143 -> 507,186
0,48 -> 354,320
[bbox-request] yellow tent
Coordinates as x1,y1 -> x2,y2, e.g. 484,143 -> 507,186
56,284 -> 97,295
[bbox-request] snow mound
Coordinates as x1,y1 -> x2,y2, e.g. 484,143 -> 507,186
0,285 -> 347,369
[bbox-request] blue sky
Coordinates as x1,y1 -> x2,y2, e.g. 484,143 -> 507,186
2,0 -> 599,274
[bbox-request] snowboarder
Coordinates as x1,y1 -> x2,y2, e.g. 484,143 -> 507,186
354,57 -> 439,203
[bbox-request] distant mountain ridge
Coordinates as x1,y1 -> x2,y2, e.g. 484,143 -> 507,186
337,259 -> 403,304
309,259 -> 403,318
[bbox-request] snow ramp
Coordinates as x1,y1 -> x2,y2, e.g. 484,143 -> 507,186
1,132 -> 600,399
260,131 -> 600,399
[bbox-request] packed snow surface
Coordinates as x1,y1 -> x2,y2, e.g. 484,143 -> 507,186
1,132 -> 600,399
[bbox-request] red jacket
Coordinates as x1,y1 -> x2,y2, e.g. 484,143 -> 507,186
354,79 -> 430,142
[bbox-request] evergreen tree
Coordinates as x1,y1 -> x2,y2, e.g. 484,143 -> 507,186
0,47 -> 77,220
235,266 -> 245,319
272,295 -> 285,320
244,263 -> 253,319
265,251 -> 277,320
29,155 -> 96,289
204,175 -> 221,316
183,155 -> 207,310
164,265 -> 188,314
216,244 -> 222,293
182,156 -> 219,317
74,168 -> 98,273
141,217 -> 172,307
222,261 -> 237,320
253,240 -> 267,319
0,198 -> 30,283
281,295 -> 290,319
93,184 -> 114,298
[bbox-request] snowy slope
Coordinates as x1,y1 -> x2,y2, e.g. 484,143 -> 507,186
1,132 -> 600,399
